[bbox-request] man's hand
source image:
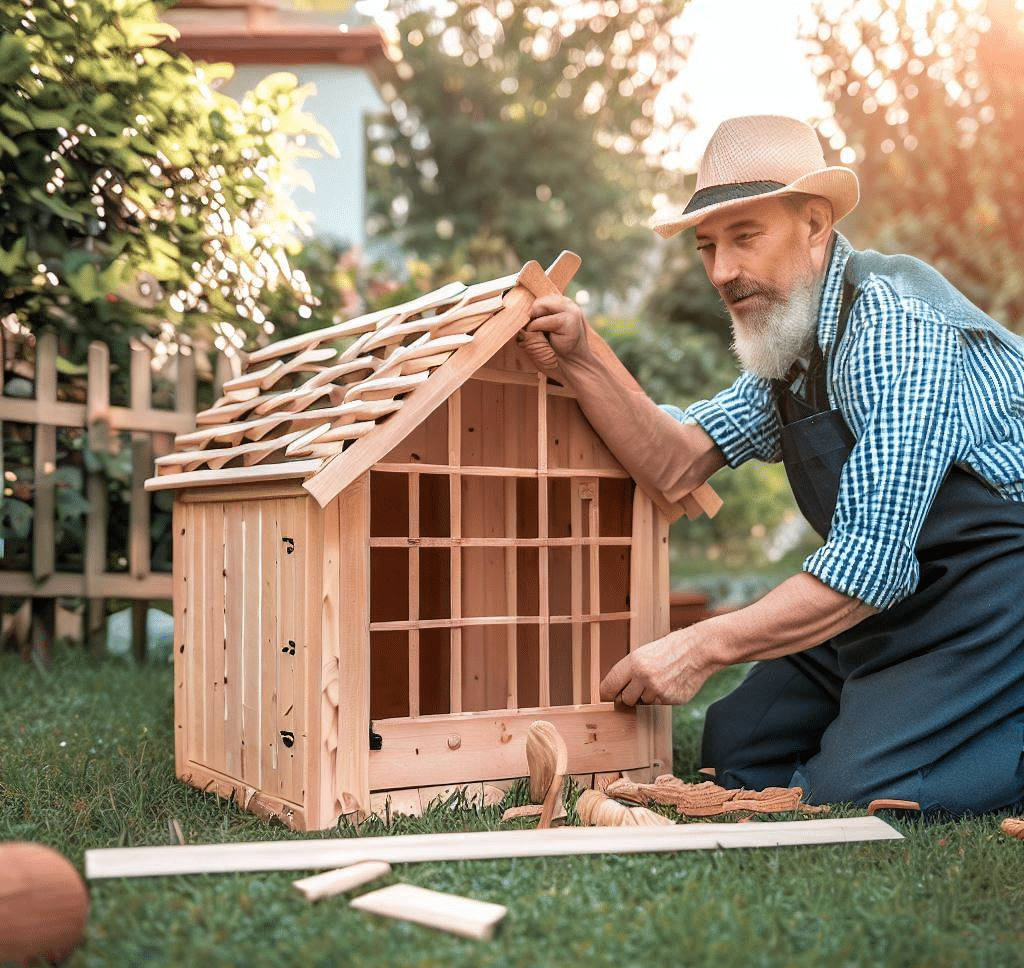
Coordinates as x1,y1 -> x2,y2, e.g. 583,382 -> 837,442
521,293 -> 591,365
599,624 -> 724,706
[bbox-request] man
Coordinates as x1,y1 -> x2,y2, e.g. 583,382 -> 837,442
522,114 -> 1024,816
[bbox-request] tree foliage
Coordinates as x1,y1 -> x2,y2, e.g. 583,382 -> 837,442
0,0 -> 333,372
367,0 -> 690,296
808,0 -> 1024,330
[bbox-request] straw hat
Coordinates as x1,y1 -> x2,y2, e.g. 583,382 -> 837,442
649,115 -> 859,238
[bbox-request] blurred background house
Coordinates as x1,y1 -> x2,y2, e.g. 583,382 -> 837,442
162,0 -> 386,253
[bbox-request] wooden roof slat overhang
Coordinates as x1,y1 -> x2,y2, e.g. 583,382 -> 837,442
146,255 -> 579,496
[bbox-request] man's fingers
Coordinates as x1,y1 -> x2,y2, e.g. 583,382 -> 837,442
619,678 -> 645,707
523,315 -> 566,335
599,657 -> 632,702
528,293 -> 571,318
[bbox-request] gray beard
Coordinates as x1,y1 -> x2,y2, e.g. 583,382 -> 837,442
729,273 -> 822,381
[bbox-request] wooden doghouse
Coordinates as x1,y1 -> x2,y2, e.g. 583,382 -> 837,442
147,253 -> 720,830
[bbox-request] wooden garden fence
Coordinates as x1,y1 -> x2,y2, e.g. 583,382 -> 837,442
0,328 -> 219,664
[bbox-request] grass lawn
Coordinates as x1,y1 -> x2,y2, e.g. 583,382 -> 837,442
2,649 -> 1023,968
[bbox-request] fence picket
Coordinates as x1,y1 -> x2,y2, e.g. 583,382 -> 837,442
0,334 -> 213,664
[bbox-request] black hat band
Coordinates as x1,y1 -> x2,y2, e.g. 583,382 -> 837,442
681,180 -> 787,216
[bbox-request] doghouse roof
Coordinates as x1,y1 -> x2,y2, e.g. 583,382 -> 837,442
146,253 -> 580,507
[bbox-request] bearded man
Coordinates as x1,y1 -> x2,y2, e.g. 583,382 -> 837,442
523,115 -> 1024,817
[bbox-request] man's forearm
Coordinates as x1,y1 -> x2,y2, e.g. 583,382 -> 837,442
555,325 -> 726,502
600,571 -> 878,706
708,571 -> 878,667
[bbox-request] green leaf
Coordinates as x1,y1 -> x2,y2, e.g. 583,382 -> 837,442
0,34 -> 33,85
66,263 -> 102,301
56,489 -> 91,522
2,498 -> 33,540
55,354 -> 89,376
28,187 -> 87,225
0,102 -> 32,133
27,106 -> 71,130
92,93 -> 118,116
0,237 -> 28,276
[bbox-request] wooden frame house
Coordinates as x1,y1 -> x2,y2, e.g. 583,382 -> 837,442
147,253 -> 720,830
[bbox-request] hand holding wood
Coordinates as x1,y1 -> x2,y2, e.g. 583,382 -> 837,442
600,624 -> 722,706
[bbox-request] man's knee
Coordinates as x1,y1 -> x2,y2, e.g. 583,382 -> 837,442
700,695 -> 736,766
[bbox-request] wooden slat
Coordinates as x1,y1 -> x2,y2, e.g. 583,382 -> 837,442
155,429 -> 307,471
293,862 -> 391,902
301,497 -> 325,826
85,343 -> 110,616
277,497 -> 300,801
370,705 -> 649,790
448,390 -> 462,715
370,462 -> 629,480
187,506 -> 206,770
129,342 -> 153,581
85,816 -> 903,879
537,373 -> 550,708
173,499 -> 188,771
223,502 -> 244,779
349,884 -> 507,940
316,495 -> 343,826
240,499 -> 262,788
504,478 -> 517,710
368,536 -> 632,549
208,502 -> 227,776
0,397 -> 194,435
368,612 -> 632,633
145,461 -> 321,493
570,480 -> 583,706
408,471 -> 420,718
259,499 -> 281,796
336,474 -> 371,815
587,488 -> 602,704
32,330 -> 58,582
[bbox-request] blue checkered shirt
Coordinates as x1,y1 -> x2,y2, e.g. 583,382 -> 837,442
667,232 -> 1024,610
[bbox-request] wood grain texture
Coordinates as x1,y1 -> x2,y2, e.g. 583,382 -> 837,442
349,884 -> 507,940
84,816 -> 903,879
293,861 -> 392,902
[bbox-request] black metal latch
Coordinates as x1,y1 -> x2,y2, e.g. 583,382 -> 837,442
369,723 -> 383,751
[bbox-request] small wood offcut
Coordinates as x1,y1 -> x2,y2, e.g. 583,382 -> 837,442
147,252 -> 720,830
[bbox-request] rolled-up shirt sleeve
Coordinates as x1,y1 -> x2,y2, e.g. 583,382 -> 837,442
663,371 -> 783,466
803,286 -> 965,610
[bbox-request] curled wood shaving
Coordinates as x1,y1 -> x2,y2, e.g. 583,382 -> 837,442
604,774 -> 828,818
1001,817 -> 1024,841
576,790 -> 675,827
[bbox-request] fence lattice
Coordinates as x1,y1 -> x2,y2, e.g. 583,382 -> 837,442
0,327 -> 218,663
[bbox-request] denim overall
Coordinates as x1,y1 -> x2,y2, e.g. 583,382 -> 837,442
701,253 -> 1024,816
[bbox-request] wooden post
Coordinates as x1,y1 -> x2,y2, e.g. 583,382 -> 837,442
129,341 -> 153,662
408,471 -> 420,717
537,372 -> 550,707
31,330 -> 58,665
448,389 -> 462,715
85,342 -> 111,655
336,475 -> 372,817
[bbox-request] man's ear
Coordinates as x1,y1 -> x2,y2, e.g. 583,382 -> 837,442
805,197 -> 835,270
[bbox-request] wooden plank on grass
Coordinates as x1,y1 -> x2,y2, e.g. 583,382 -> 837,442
350,884 -> 507,940
293,861 -> 391,902
84,816 -> 902,879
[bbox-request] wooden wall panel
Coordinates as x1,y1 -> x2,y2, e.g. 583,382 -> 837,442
334,475 -> 372,818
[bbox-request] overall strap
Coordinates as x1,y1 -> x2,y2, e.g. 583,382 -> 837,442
773,277 -> 859,418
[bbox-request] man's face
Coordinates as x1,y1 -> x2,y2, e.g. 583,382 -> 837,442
694,196 -> 822,379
